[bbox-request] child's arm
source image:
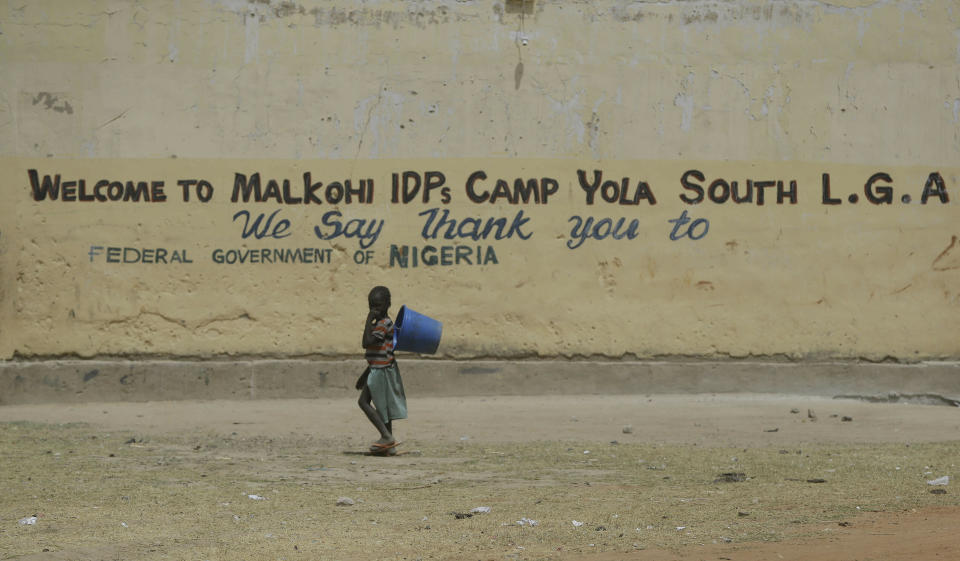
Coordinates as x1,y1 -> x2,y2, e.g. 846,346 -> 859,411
361,310 -> 381,348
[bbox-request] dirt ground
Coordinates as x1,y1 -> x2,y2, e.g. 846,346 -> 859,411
2,394 -> 959,560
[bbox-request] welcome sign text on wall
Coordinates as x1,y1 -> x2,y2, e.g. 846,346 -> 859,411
22,160 -> 956,268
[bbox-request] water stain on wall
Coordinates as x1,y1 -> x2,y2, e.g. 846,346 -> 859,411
31,93 -> 73,115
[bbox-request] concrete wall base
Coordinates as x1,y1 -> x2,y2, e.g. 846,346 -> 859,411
1,359 -> 959,405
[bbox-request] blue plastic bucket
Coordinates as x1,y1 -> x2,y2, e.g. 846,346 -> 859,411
393,305 -> 443,354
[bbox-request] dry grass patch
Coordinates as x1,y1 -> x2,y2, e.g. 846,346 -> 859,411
1,421 -> 957,560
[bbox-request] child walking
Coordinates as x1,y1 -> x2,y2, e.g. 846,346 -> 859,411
356,286 -> 407,456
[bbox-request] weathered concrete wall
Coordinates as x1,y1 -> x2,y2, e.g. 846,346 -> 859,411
2,359 -> 959,405
1,1 -> 959,366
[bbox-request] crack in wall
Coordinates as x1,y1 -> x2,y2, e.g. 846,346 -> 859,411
353,87 -> 383,159
104,311 -> 255,330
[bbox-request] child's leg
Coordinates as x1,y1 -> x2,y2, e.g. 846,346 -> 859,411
358,385 -> 394,445
383,420 -> 398,455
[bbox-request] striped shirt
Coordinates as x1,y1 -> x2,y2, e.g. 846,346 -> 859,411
365,317 -> 395,367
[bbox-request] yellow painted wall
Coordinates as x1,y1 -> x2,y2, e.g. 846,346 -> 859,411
1,1 -> 958,361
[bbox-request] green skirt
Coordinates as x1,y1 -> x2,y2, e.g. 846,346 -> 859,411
367,363 -> 407,422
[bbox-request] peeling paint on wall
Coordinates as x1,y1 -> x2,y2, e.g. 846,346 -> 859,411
244,9 -> 259,64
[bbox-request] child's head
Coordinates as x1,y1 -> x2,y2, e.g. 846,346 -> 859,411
368,286 -> 391,317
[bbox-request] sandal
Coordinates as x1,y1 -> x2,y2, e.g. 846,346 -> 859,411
369,446 -> 399,457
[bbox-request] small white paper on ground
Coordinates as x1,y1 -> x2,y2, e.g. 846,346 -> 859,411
572,520 -> 584,527
18,516 -> 37,525
927,476 -> 950,486
247,494 -> 266,500
470,506 -> 491,514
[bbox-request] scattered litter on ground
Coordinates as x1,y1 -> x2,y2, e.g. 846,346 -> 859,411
572,520 -> 584,527
453,512 -> 472,519
516,517 -> 538,527
807,409 -> 817,421
676,526 -> 686,531
842,416 -> 853,422
790,408 -> 800,414
470,506 -> 491,514
714,472 -> 747,483
5,407 -> 959,559
764,428 -> 779,433
247,494 -> 266,500
927,476 -> 950,486
336,497 -> 355,506
121,522 -> 128,528
622,425 -> 633,434
806,478 -> 827,484
18,516 -> 37,525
